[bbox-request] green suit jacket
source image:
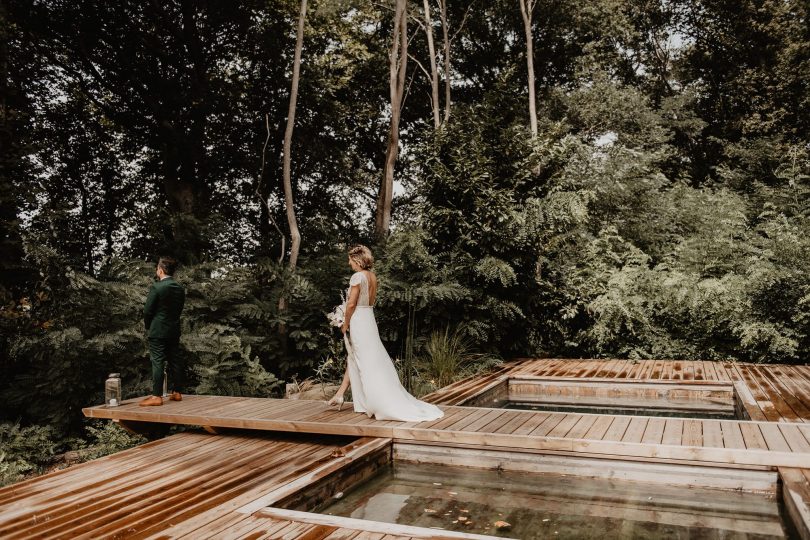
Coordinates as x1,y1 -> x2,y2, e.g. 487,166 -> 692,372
144,277 -> 186,339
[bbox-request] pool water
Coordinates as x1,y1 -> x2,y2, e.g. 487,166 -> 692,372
503,401 -> 736,420
319,462 -> 790,539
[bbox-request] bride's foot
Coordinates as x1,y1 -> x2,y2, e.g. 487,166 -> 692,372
327,394 -> 345,411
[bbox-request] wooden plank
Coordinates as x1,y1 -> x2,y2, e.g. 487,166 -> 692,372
444,408 -> 494,432
748,365 -> 802,422
621,417 -> 648,444
702,420 -> 724,448
583,415 -> 615,441
740,423 -> 768,450
780,424 -> 810,453
546,414 -> 583,438
759,423 -> 791,452
391,424 -> 810,467
641,418 -> 665,445
509,412 -> 551,436
480,411 -> 522,433
734,381 -> 768,421
414,407 -> 471,431
462,409 -> 509,433
719,420 -> 747,450
528,413 -> 567,437
566,415 -> 599,440
779,468 -> 810,540
661,419 -> 683,446
683,361 -> 695,381
493,412 -> 534,435
759,366 -> 810,421
682,420 -> 703,447
602,416 -> 631,442
322,529 -> 362,540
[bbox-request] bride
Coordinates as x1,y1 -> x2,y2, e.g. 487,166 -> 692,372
327,245 -> 444,422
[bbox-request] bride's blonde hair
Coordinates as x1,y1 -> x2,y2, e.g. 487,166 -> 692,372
349,245 -> 374,270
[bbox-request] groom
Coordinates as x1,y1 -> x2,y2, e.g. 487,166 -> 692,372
140,256 -> 186,407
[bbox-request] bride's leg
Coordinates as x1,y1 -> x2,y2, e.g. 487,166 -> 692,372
328,367 -> 350,406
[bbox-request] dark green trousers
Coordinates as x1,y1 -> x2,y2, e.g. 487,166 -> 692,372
149,336 -> 184,396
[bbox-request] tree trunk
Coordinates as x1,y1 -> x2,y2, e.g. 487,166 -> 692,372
438,0 -> 451,124
281,0 -> 306,271
278,0 -> 307,342
519,0 -> 538,137
375,0 -> 408,241
423,0 -> 440,129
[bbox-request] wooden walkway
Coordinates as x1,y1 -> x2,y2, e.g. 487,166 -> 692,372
83,393 -> 810,468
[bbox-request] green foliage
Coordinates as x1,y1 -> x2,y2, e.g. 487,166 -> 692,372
190,328 -> 279,397
421,327 -> 502,389
79,421 -> 147,461
0,422 -> 57,487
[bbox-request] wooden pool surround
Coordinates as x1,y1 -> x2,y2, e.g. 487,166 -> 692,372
0,358 -> 808,539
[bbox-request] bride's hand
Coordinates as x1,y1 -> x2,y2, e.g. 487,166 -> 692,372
340,322 -> 349,334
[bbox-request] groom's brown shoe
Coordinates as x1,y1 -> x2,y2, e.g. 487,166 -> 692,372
139,395 -> 163,407
169,391 -> 182,402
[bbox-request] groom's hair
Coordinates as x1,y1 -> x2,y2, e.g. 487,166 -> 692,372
157,256 -> 179,276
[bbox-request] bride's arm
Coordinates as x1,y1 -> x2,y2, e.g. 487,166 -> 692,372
341,284 -> 361,334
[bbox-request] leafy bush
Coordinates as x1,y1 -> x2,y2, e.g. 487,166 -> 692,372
79,421 -> 147,461
0,422 -> 57,486
421,326 -> 502,389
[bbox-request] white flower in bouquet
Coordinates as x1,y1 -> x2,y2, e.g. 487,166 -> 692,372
327,294 -> 347,328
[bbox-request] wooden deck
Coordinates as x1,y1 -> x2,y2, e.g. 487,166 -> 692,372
424,358 -> 810,423
0,431 -> 498,539
5,358 -> 810,538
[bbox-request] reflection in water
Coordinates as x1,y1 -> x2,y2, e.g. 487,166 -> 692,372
320,463 -> 789,539
349,492 -> 409,523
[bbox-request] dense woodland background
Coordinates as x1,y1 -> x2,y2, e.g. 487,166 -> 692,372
0,0 -> 808,483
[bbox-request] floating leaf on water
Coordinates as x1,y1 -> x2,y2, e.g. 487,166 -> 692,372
433,482 -> 442,486
460,509 -> 469,513
448,491 -> 458,495
458,516 -> 468,522
542,518 -> 550,522
333,492 -> 343,499
494,521 -> 511,530
424,509 -> 437,513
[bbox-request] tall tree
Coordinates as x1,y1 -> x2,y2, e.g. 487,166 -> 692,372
375,0 -> 408,241
422,0 -> 441,129
438,0 -> 452,124
519,0 -> 538,137
282,0 -> 306,271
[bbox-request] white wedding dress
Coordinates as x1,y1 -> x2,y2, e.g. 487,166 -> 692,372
344,271 -> 444,422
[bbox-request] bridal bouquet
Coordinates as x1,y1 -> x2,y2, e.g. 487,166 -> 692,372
327,293 -> 347,328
